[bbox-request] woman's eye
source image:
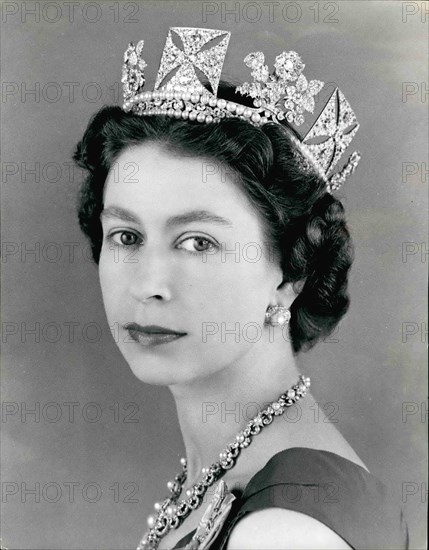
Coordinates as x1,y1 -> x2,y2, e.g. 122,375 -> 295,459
178,236 -> 217,254
108,231 -> 141,246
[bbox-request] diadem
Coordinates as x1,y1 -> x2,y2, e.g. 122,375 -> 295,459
121,27 -> 361,193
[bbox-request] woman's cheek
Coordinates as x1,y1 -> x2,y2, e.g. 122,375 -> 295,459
99,259 -> 122,315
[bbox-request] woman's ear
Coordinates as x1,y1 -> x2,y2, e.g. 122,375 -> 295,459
271,279 -> 299,310
291,279 -> 306,296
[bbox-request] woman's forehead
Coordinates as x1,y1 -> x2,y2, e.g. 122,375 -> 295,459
104,142 -> 258,225
112,142 -> 222,179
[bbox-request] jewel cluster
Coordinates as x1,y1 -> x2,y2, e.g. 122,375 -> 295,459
122,40 -> 146,101
236,50 -> 324,127
137,375 -> 311,549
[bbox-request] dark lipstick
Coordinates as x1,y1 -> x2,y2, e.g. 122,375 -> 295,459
124,323 -> 187,347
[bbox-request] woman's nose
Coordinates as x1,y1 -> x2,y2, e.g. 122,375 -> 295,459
128,247 -> 172,303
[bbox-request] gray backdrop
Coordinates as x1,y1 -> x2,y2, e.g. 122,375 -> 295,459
1,1 -> 427,548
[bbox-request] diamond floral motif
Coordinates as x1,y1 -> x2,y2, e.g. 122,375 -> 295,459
122,40 -> 147,100
274,51 -> 305,81
236,50 -> 324,126
243,52 -> 269,82
282,74 -> 324,126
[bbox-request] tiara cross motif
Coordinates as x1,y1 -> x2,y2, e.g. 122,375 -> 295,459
154,27 -> 230,96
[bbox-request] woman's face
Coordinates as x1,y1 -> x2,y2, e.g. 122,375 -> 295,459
99,141 -> 285,386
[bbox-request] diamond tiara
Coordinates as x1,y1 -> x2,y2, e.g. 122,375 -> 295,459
121,27 -> 361,193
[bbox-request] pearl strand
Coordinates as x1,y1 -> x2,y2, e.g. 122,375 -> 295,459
137,375 -> 311,549
123,86 -> 269,126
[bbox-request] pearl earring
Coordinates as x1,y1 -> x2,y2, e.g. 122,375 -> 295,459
265,305 -> 291,326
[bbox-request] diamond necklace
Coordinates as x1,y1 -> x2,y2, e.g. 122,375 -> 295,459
137,374 -> 311,549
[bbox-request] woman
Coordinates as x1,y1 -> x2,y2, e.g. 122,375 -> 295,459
72,28 -> 408,550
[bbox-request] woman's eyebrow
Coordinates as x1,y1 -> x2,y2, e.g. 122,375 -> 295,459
100,206 -> 139,223
100,207 -> 233,228
166,210 -> 233,228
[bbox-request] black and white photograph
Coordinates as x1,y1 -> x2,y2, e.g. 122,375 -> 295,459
1,1 -> 427,549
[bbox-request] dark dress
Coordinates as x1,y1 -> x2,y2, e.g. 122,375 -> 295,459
172,447 -> 409,550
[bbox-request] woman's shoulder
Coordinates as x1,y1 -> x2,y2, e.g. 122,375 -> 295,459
226,507 -> 353,549
218,446 -> 409,550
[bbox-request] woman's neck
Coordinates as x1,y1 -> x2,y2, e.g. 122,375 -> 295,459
168,341 -> 301,489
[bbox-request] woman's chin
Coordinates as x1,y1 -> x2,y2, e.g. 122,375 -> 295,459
124,356 -> 194,386
125,360 -> 174,385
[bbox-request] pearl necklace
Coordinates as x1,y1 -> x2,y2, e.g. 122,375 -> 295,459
137,375 -> 311,549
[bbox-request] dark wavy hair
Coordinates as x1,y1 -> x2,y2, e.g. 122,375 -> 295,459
72,82 -> 354,353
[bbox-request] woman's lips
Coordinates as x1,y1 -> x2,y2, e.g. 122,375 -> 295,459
124,323 -> 187,347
